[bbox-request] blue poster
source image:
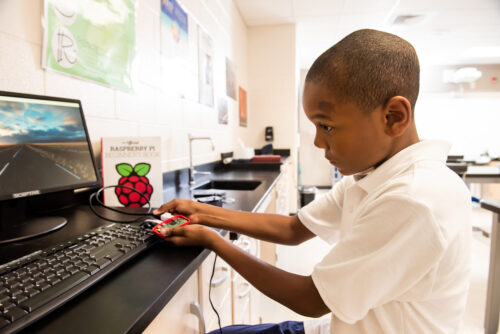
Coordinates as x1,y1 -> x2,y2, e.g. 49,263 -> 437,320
161,0 -> 190,98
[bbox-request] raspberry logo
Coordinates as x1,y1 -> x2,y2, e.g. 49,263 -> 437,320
114,162 -> 153,207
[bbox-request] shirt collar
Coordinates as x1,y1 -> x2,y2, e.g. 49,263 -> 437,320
355,139 -> 452,193
353,167 -> 375,181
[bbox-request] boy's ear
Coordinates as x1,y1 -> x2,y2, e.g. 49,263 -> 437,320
383,96 -> 412,137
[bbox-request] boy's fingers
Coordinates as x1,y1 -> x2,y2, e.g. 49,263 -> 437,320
160,226 -> 186,237
153,201 -> 176,215
159,227 -> 173,237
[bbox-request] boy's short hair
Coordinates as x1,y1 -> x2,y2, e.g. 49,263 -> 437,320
305,29 -> 420,114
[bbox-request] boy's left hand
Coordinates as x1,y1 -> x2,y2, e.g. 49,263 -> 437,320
157,224 -> 219,249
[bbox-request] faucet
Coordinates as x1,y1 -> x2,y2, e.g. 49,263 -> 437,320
188,134 -> 215,185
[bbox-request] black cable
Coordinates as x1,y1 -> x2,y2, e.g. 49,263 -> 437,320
88,185 -> 154,223
209,254 -> 223,334
91,184 -> 223,334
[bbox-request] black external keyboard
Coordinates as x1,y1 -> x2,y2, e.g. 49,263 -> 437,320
0,222 -> 158,333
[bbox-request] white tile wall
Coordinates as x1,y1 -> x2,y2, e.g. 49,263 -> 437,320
0,33 -> 45,94
136,3 -> 161,88
0,0 -> 250,173
45,71 -> 116,119
0,0 -> 43,44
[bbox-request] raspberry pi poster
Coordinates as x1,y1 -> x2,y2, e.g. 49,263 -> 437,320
101,137 -> 162,208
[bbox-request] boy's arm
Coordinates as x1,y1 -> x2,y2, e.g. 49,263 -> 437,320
161,224 -> 330,318
154,199 -> 315,245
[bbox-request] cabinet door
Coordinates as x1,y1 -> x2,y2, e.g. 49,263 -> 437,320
232,273 -> 251,325
259,187 -> 277,266
199,248 -> 232,332
276,163 -> 290,215
144,273 -> 201,334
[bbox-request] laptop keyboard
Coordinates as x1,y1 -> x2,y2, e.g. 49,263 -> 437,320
0,222 -> 158,333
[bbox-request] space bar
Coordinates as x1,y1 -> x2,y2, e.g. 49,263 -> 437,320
20,272 -> 90,313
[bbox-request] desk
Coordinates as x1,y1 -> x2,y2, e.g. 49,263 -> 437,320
0,168 -> 281,333
464,166 -> 500,185
481,200 -> 500,334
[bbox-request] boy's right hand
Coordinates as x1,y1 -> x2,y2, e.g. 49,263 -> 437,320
154,199 -> 202,224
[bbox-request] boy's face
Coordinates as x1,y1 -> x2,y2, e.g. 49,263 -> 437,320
303,82 -> 391,176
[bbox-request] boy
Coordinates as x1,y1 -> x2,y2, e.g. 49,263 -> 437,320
154,29 -> 471,333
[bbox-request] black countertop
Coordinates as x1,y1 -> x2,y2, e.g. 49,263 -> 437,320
1,168 -> 282,333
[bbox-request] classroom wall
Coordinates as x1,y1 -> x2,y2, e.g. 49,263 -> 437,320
0,0 -> 249,173
246,23 -> 299,212
245,24 -> 298,153
416,92 -> 500,157
416,64 -> 500,157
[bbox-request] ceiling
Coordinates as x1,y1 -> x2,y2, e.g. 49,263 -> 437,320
234,0 -> 500,69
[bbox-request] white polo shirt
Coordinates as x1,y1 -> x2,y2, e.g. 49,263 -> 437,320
298,140 -> 471,334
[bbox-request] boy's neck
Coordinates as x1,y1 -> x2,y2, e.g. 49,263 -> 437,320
376,125 -> 420,169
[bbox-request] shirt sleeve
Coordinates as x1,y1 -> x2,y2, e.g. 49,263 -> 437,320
311,194 -> 447,324
297,178 -> 347,244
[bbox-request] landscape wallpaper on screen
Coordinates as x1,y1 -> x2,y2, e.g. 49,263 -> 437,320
0,100 -> 97,198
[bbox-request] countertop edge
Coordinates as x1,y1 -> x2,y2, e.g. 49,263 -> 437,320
125,247 -> 212,333
252,172 -> 283,213
481,199 -> 500,214
128,169 -> 285,332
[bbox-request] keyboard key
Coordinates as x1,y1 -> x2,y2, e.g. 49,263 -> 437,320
95,258 -> 111,269
22,282 -> 34,290
20,276 -> 33,283
66,266 -> 79,275
47,277 -> 61,286
38,263 -> 49,271
8,289 -> 23,297
82,244 -> 94,252
11,294 -> 28,305
105,251 -> 124,262
68,243 -> 85,251
0,317 -> 10,329
72,260 -> 84,268
31,270 -> 42,278
25,288 -> 40,298
7,281 -> 20,289
0,300 -> 15,311
58,272 -> 71,280
34,277 -> 44,285
81,266 -> 99,275
2,306 -> 27,322
14,268 -> 28,277
36,282 -> 51,292
3,273 -> 16,282
25,264 -> 38,272
44,271 -> 56,280
20,272 -> 89,313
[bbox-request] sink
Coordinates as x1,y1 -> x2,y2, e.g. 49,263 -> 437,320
192,179 -> 261,191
